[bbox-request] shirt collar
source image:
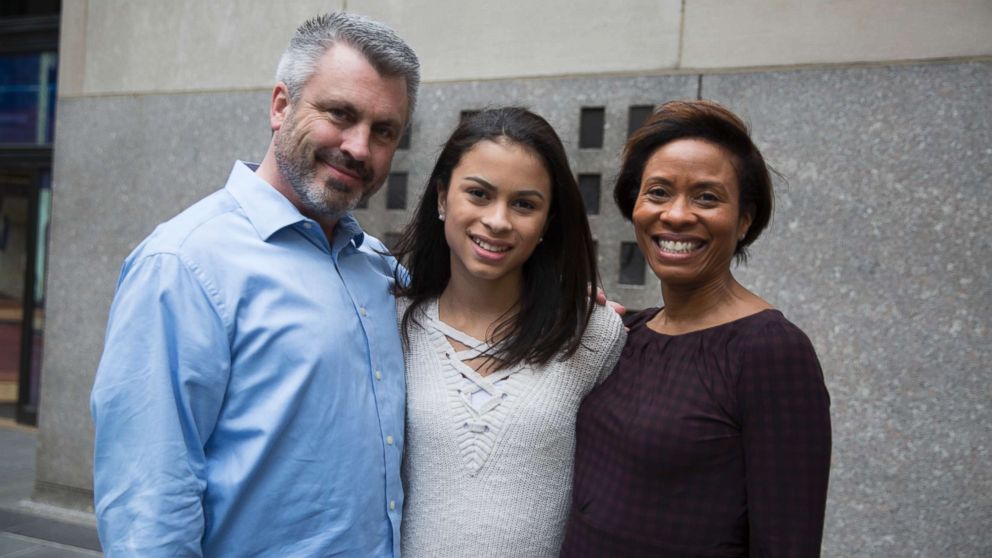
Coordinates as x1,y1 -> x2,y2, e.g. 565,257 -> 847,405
224,160 -> 366,248
333,212 -> 367,250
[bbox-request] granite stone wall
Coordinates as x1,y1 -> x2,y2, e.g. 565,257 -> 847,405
705,62 -> 992,557
39,61 -> 990,556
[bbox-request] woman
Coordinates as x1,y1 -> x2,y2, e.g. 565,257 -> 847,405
562,100 -> 831,557
394,108 -> 626,557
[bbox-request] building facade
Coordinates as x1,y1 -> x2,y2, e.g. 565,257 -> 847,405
36,1 -> 992,556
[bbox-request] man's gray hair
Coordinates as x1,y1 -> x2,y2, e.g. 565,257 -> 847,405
276,12 -> 421,118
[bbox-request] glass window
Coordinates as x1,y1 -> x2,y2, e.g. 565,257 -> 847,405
0,169 -> 49,418
579,107 -> 605,148
0,52 -> 58,144
628,105 -> 654,138
578,173 -> 601,214
0,1 -> 61,17
386,172 -> 407,210
619,241 -> 646,285
397,125 -> 411,150
0,52 -> 57,144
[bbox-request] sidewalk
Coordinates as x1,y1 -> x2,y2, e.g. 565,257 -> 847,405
0,421 -> 102,557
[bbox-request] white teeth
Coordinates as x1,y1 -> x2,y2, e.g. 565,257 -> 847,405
473,237 -> 510,253
656,239 -> 700,253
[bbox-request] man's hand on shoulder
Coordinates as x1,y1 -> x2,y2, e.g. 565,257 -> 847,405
592,286 -> 626,316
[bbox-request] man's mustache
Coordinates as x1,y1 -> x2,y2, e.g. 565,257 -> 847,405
317,149 -> 372,182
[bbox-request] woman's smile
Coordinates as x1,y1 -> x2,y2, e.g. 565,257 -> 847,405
470,234 -> 513,257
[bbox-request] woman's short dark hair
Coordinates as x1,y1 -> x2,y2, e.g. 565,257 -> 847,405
614,99 -> 774,263
393,107 -> 597,367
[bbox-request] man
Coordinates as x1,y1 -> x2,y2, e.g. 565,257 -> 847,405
91,13 -> 419,556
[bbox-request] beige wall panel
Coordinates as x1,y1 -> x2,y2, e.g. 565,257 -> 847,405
349,0 -> 683,81
682,0 -> 992,69
59,1 -> 992,97
58,0 -> 88,97
69,0 -> 345,96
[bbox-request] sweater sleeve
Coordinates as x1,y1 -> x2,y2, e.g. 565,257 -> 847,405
583,304 -> 627,385
738,317 -> 832,558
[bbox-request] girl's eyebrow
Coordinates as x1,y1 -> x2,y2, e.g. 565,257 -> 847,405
465,176 -> 546,200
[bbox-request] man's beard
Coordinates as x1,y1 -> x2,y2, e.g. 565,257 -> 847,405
273,112 -> 371,222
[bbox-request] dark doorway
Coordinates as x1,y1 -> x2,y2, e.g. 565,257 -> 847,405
0,168 -> 48,424
1,3 -> 59,425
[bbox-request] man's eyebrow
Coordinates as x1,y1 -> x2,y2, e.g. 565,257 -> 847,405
379,116 -> 404,130
318,98 -> 355,112
319,99 -> 403,130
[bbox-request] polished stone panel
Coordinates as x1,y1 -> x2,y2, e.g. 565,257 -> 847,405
37,91 -> 272,499
703,62 -> 991,558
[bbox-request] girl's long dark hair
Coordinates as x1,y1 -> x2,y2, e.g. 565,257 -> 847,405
393,107 -> 598,368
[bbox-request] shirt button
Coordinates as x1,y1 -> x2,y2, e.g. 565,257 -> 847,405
303,222 -> 312,229
389,500 -> 396,510
386,435 -> 394,445
375,370 -> 382,381
360,307 -> 368,316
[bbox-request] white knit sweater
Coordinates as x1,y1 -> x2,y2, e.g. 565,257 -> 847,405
400,299 -> 626,557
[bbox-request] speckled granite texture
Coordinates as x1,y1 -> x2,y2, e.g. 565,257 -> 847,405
40,62 -> 990,556
38,91 -> 272,500
705,62 -> 991,558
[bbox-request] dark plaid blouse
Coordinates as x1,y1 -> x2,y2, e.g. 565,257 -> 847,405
562,309 -> 831,557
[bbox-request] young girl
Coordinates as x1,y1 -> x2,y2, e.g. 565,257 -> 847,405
394,108 -> 625,557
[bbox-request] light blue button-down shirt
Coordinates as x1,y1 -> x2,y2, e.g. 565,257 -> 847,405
91,161 -> 405,557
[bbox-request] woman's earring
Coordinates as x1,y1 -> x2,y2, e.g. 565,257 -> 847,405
439,212 -> 446,222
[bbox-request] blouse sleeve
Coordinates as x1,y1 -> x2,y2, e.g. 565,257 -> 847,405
738,317 -> 832,557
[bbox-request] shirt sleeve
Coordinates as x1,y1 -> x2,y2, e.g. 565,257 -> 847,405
91,252 -> 231,557
738,319 -> 832,557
